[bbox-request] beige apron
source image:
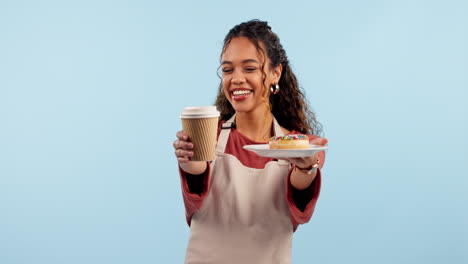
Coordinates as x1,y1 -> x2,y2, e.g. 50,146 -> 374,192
185,115 -> 293,264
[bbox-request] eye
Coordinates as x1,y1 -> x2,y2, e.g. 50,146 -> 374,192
244,67 -> 257,72
222,68 -> 233,73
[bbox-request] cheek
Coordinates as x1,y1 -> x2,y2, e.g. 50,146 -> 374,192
222,79 -> 231,99
251,74 -> 265,88
222,77 -> 229,87
252,78 -> 266,95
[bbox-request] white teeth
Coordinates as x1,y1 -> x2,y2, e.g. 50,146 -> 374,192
232,90 -> 252,95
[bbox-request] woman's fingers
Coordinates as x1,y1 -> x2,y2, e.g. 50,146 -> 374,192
281,156 -> 319,169
174,148 -> 194,158
174,131 -> 194,150
178,157 -> 190,163
280,157 -> 308,168
176,131 -> 188,141
174,130 -> 195,162
309,137 -> 328,146
173,139 -> 194,150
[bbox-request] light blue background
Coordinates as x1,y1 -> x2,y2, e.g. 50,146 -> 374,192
1,0 -> 467,263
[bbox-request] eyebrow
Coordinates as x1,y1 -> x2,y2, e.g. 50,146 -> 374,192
221,59 -> 260,65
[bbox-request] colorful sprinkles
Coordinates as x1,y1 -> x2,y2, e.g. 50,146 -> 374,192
270,134 -> 309,141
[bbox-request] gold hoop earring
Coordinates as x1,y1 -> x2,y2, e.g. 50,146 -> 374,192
270,83 -> 280,94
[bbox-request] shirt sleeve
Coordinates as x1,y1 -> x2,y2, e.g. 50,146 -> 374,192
179,162 -> 211,226
285,149 -> 325,231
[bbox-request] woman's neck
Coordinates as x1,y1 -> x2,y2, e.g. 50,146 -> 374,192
235,109 -> 273,142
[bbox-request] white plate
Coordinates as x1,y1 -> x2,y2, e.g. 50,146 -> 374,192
243,144 -> 328,158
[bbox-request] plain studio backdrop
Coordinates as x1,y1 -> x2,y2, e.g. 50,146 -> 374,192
1,0 -> 467,263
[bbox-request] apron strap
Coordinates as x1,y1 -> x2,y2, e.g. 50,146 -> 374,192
216,114 -> 236,153
216,114 -> 283,153
272,117 -> 284,137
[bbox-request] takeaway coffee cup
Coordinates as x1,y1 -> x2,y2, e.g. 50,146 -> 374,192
180,106 -> 220,161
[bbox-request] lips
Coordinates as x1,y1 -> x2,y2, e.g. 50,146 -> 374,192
231,88 -> 253,101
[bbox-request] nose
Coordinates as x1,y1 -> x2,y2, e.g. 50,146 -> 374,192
231,70 -> 246,85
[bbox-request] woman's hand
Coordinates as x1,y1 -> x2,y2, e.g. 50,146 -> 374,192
281,137 -> 328,190
173,131 -> 194,163
281,137 -> 328,169
173,131 -> 207,175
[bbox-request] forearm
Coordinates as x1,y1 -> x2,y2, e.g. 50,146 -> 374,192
286,168 -> 322,227
290,166 -> 318,190
179,161 -> 208,175
178,162 -> 211,226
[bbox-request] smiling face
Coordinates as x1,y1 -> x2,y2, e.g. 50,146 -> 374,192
221,37 -> 281,116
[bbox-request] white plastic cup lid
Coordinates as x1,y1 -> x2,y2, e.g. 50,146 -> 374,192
180,106 -> 220,119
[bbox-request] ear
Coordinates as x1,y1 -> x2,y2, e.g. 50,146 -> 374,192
271,64 -> 283,84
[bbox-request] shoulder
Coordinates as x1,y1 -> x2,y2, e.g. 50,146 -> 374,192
280,126 -> 290,135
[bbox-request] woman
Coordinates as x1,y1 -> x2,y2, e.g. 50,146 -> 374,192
173,19 -> 328,263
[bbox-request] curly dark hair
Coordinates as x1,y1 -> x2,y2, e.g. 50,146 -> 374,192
214,19 -> 322,135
